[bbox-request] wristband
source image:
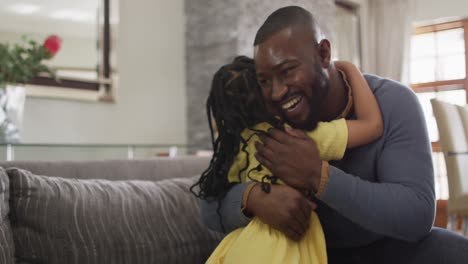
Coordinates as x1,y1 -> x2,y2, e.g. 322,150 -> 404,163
316,161 -> 330,197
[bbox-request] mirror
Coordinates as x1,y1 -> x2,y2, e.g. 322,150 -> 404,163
0,0 -> 117,101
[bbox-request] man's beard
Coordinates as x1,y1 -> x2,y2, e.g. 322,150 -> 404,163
287,65 -> 329,131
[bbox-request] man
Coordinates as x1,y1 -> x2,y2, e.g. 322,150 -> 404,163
201,6 -> 468,263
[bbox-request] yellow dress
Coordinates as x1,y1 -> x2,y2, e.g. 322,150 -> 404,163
206,120 -> 348,264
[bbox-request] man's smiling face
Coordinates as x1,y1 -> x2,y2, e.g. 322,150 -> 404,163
254,26 -> 329,130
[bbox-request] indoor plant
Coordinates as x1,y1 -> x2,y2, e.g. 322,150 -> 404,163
0,35 -> 62,142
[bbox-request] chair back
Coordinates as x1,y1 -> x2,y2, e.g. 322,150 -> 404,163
431,99 -> 468,214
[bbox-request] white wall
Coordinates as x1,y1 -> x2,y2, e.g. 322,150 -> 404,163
414,0 -> 468,23
21,0 -> 187,144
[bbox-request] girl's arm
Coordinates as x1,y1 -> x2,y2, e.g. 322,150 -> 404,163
335,61 -> 383,148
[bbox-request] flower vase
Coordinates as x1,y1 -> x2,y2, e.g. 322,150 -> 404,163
0,85 -> 26,143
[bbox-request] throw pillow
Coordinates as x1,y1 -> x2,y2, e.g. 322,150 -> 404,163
0,168 -> 14,264
7,168 -> 222,264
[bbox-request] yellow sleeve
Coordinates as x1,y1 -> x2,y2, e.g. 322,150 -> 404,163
228,120 -> 345,182
306,118 -> 348,161
227,123 -> 273,183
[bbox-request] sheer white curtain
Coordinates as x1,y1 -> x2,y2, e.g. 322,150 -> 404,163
360,0 -> 416,82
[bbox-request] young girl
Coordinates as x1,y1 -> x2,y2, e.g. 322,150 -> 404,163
192,56 -> 383,263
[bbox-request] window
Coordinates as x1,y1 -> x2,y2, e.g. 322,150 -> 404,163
410,19 -> 468,199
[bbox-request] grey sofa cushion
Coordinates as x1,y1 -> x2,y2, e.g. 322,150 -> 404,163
7,168 -> 222,264
0,168 -> 14,264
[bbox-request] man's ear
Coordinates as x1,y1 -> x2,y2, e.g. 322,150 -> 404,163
317,39 -> 331,68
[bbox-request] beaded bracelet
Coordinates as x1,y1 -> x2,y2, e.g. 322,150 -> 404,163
260,175 -> 277,193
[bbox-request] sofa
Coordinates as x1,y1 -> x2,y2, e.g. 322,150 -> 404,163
0,157 -> 223,264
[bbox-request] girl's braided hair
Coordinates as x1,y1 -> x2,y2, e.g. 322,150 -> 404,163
190,56 -> 281,230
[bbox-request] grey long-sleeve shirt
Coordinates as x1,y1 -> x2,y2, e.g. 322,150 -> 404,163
200,74 -> 435,248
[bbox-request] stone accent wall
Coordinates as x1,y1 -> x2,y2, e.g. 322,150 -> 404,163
186,0 -> 336,148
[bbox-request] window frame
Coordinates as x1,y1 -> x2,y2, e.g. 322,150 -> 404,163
410,19 -> 468,151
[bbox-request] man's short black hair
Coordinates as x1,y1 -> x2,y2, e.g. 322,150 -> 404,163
253,6 -> 320,46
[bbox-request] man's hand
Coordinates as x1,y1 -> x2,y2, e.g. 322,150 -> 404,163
245,184 -> 316,241
255,127 -> 322,191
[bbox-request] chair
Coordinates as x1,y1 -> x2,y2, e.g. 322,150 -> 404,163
431,99 -> 468,236
457,104 -> 468,139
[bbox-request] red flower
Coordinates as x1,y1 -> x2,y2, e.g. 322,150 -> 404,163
43,35 -> 62,58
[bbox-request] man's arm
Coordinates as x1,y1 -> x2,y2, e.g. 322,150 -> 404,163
199,183 -> 251,233
258,80 -> 435,242
319,82 -> 435,242
200,181 -> 316,241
